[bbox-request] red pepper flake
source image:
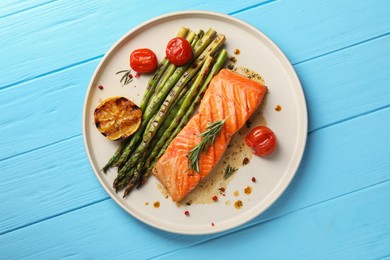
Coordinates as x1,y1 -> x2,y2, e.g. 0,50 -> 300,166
219,187 -> 225,192
251,177 -> 256,183
98,85 -> 104,90
134,72 -> 140,78
211,222 -> 215,227
212,195 -> 218,201
128,74 -> 133,79
184,210 -> 190,216
243,157 -> 250,165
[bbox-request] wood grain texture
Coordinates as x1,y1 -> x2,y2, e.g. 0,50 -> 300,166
1,107 -> 389,258
0,0 -> 269,89
0,0 -> 58,19
157,181 -> 390,259
0,60 -> 97,160
296,34 -> 390,131
235,0 -> 390,64
1,0 -> 389,258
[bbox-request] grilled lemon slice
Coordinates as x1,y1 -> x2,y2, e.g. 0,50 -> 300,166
94,96 -> 142,140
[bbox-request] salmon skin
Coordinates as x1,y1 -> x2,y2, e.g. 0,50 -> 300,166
153,69 -> 267,202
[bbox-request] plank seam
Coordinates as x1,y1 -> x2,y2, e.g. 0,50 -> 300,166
0,133 -> 82,163
0,197 -> 110,236
0,0 -> 60,20
0,54 -> 104,91
308,104 -> 390,134
228,0 -> 277,15
293,32 -> 390,66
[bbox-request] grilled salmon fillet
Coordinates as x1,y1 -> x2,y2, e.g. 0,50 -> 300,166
153,69 -> 267,201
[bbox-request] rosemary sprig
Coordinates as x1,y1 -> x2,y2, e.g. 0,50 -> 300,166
187,117 -> 229,172
224,164 -> 238,180
116,69 -> 133,85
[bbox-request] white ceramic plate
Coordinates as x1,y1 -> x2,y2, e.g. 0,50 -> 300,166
82,11 -> 307,235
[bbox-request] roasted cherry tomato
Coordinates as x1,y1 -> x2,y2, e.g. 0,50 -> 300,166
166,37 -> 193,66
245,126 -> 277,157
130,48 -> 158,73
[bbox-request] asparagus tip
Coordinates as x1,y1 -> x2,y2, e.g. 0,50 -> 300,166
102,165 -> 110,173
123,183 -> 135,198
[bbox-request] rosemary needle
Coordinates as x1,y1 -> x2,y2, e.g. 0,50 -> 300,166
224,164 -> 238,180
116,69 -> 133,85
187,117 -> 229,172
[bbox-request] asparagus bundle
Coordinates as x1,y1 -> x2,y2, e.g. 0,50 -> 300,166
123,50 -> 229,196
103,27 -> 228,195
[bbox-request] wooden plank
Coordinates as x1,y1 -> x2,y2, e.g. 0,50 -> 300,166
0,136 -> 108,233
1,161 -> 389,258
295,34 -> 390,131
0,0 -> 269,89
235,0 -> 390,64
0,60 -> 97,160
0,0 -> 56,19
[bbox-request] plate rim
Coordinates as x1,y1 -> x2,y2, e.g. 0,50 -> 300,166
82,10 -> 308,235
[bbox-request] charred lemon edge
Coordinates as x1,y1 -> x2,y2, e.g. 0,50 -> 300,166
93,96 -> 142,141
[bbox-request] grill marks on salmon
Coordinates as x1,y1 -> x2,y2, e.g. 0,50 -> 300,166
153,69 -> 267,202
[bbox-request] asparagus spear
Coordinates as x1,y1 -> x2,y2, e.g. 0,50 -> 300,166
113,29 -> 217,169
190,29 -> 204,49
116,35 -> 225,181
147,75 -> 197,145
102,138 -> 129,173
139,58 -> 169,110
140,27 -> 190,111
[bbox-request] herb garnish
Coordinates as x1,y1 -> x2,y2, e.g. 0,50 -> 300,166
116,69 -> 133,85
224,164 -> 238,180
187,117 -> 229,172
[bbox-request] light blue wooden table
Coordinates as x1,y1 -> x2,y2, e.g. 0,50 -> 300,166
1,0 -> 389,258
